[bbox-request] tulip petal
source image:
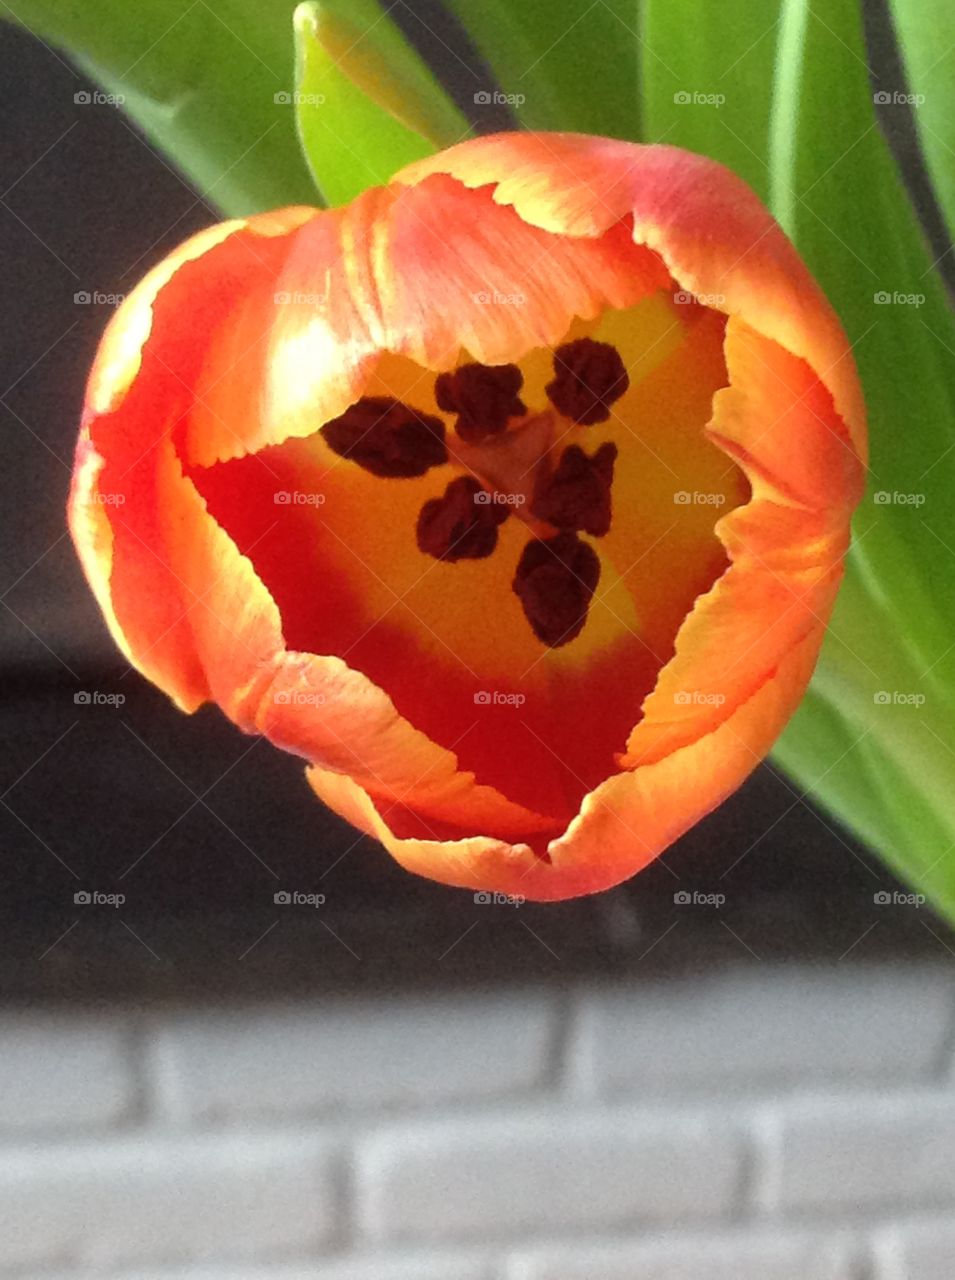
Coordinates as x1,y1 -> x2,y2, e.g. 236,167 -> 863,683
76,279 -> 557,837
307,623 -> 822,900
619,315 -> 859,766
70,130 -> 865,901
395,133 -> 866,462
374,174 -> 670,368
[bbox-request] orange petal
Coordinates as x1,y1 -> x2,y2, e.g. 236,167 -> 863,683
619,315 -> 860,768
75,244 -> 556,838
372,174 -> 669,367
396,133 -> 866,464
307,624 -> 822,901
70,132 -> 866,901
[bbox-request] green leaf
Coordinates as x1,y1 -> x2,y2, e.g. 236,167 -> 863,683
641,0 -> 955,922
7,0 -> 319,216
886,0 -> 955,244
767,0 -> 955,923
640,0 -> 783,199
441,0 -> 640,138
293,0 -> 470,207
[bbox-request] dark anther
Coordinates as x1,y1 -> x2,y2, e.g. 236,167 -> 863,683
512,531 -> 601,649
321,396 -> 447,478
417,476 -> 509,562
532,441 -> 618,538
545,338 -> 629,425
434,362 -> 527,444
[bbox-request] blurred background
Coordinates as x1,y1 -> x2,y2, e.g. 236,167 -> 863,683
1,3 -> 955,1278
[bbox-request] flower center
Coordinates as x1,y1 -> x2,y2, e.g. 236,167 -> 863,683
320,338 -> 629,649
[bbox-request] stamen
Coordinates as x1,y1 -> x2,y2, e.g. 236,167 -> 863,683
532,442 -> 618,537
322,396 -> 447,478
435,362 -> 527,443
512,531 -> 600,648
545,338 -> 629,425
417,476 -> 509,562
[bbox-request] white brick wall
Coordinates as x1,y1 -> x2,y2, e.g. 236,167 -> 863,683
38,1260 -> 495,1280
152,992 -> 558,1122
873,1219 -> 955,1279
358,1109 -> 742,1242
759,1093 -> 955,1216
0,1134 -> 339,1272
0,1013 -> 140,1132
3,961 -> 955,1279
569,965 -> 954,1096
509,1230 -> 858,1279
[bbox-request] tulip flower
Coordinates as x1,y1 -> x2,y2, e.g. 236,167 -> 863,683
69,131 -> 865,900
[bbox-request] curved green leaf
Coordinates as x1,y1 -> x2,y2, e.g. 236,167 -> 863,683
441,0 -> 640,138
6,0 -> 318,215
640,0 -> 782,198
768,0 -> 955,923
293,0 -> 470,208
887,0 -> 955,244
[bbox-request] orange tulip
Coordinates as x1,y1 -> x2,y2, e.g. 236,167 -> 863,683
69,132 -> 866,900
